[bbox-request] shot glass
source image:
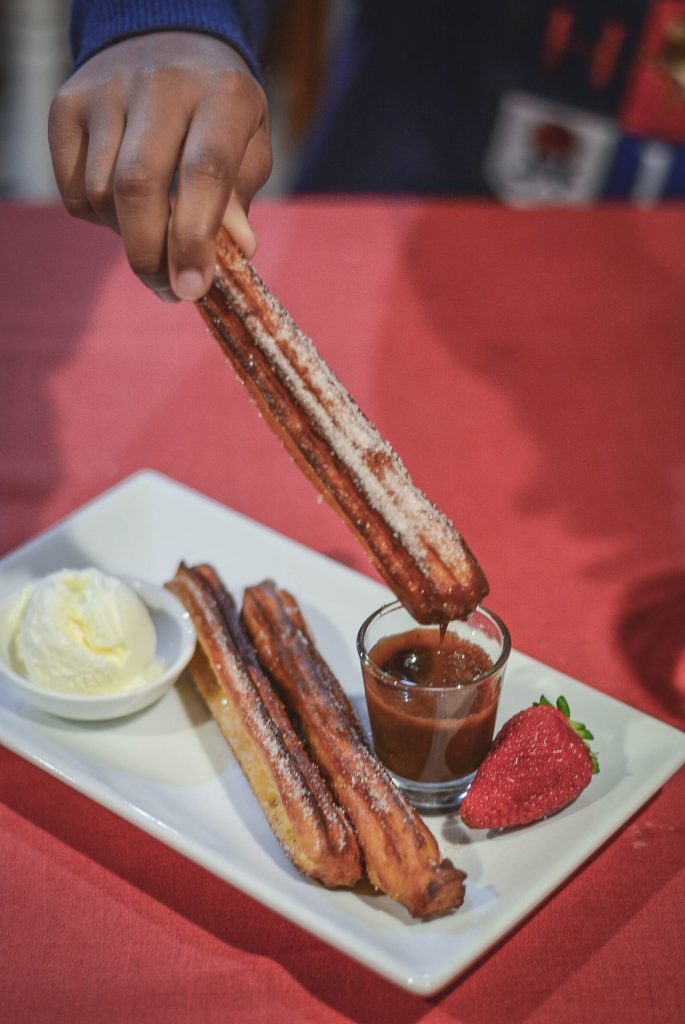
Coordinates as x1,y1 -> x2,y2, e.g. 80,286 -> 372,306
357,601 -> 511,812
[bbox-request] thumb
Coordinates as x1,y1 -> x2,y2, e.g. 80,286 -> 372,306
222,191 -> 258,258
223,116 -> 272,258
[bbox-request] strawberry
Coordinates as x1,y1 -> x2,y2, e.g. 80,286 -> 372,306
460,695 -> 599,829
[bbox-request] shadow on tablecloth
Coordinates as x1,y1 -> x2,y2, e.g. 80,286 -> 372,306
0,205 -> 117,556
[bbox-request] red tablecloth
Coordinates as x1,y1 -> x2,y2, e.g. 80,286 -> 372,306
1,199 -> 683,1023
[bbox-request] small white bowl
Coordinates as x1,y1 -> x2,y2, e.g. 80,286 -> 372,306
0,576 -> 196,721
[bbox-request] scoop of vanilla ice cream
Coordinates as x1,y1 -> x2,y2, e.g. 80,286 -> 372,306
12,568 -> 157,694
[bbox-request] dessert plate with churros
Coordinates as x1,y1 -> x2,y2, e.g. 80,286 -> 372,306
0,471 -> 683,995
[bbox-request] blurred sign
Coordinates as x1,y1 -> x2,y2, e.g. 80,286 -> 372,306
485,91 -> 618,204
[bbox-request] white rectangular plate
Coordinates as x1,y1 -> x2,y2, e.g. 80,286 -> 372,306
1,471 -> 683,994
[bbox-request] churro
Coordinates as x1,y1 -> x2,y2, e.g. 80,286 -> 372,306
197,230 -> 488,624
242,580 -> 466,918
167,563 -> 362,889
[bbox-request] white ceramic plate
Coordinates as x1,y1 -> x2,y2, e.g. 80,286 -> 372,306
0,470 -> 683,995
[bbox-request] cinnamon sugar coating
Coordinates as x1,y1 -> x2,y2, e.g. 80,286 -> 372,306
242,580 -> 466,919
167,563 -> 362,889
196,229 -> 488,624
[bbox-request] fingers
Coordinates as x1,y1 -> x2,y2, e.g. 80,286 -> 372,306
168,77 -> 271,299
49,34 -> 272,302
48,93 -> 98,225
113,91 -> 190,299
222,193 -> 258,259
225,114 -> 274,258
235,108 -> 274,207
83,103 -> 126,232
49,90 -> 126,233
51,80 -> 187,301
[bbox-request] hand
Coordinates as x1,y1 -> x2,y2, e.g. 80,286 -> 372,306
49,32 -> 272,301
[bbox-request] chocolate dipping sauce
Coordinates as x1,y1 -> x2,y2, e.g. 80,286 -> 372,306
362,628 -> 500,783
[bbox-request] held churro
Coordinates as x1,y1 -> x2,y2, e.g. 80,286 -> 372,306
242,580 -> 466,919
166,563 -> 362,889
197,229 -> 488,624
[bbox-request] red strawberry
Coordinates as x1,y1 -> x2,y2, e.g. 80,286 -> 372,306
460,695 -> 599,829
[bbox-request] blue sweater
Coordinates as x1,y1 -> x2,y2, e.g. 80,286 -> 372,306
67,1 -> 511,194
69,2 -> 684,200
70,0 -> 271,79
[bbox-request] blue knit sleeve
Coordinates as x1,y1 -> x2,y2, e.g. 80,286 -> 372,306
69,1 -> 275,78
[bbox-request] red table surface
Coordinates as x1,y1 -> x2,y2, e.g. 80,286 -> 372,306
0,199 -> 683,1023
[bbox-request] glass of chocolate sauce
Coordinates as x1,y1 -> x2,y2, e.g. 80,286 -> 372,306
357,602 -> 510,812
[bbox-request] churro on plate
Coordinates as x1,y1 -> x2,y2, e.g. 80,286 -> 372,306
167,562 -> 362,889
242,580 -> 466,918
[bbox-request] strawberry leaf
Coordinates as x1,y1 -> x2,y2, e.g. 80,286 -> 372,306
556,695 -> 571,718
533,694 -> 600,774
535,695 -> 554,708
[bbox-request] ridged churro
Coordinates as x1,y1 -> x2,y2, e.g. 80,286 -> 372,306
167,563 -> 362,889
197,229 -> 488,624
242,580 -> 466,918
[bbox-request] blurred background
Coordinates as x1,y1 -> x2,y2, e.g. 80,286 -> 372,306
2,0 -> 685,203
0,0 -> 70,198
